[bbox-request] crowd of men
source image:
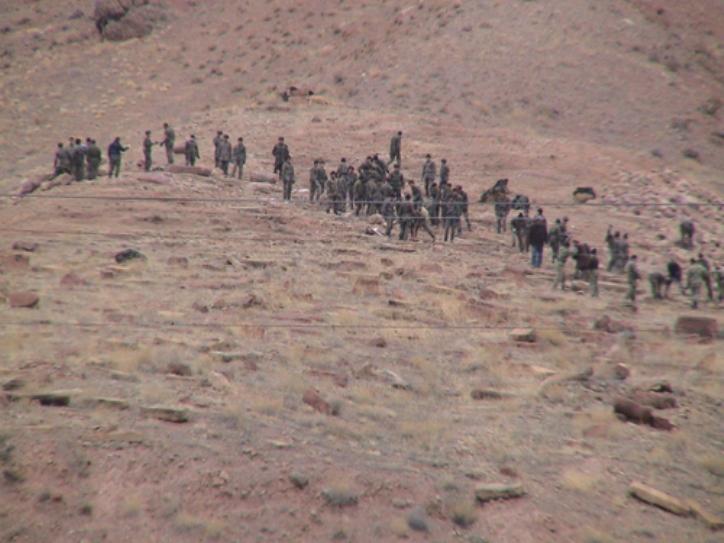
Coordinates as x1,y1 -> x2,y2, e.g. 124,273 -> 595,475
489,190 -> 722,308
49,126 -> 722,308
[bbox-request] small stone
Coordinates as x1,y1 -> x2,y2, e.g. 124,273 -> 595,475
322,486 -> 359,507
110,371 -> 140,383
141,405 -> 190,423
60,272 -> 87,287
31,390 -> 76,407
510,328 -> 536,343
8,292 -> 39,308
115,249 -> 145,264
613,363 -> 630,380
470,389 -> 505,400
11,241 -> 37,252
2,378 -> 25,391
289,472 -> 309,489
475,482 -> 526,503
407,507 -> 429,532
629,481 -> 690,516
166,361 -> 193,377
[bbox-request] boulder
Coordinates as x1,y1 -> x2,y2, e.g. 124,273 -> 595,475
95,1 -> 166,42
167,164 -> 212,177
674,316 -> 718,338
510,328 -> 536,343
8,292 -> 39,308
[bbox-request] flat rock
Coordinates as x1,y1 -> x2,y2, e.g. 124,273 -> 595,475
11,241 -> 37,252
80,397 -> 129,410
168,164 -> 212,177
115,248 -> 146,264
141,405 -> 190,423
249,173 -> 277,184
0,254 -> 30,272
674,316 -> 718,339
510,328 -> 536,342
475,482 -> 526,503
31,389 -> 80,407
60,272 -> 88,287
8,292 -> 39,308
629,481 -> 690,516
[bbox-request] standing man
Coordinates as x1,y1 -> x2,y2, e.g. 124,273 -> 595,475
184,135 -> 200,166
309,160 -> 321,202
213,130 -> 223,169
494,195 -> 511,234
389,130 -> 402,166
388,163 -> 404,199
528,208 -> 548,268
231,137 -> 246,180
625,254 -> 640,304
439,158 -> 449,187
511,212 -> 529,252
107,137 -> 128,178
86,139 -> 102,180
161,123 -> 175,164
272,137 -> 290,178
143,130 -> 154,172
71,138 -> 86,181
281,156 -> 295,201
552,240 -> 570,290
421,154 -> 436,196
588,248 -> 600,297
52,142 -> 71,178
686,258 -> 707,309
218,134 -> 232,176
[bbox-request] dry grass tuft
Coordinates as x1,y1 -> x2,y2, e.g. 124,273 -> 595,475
447,499 -> 476,528
561,469 -> 600,493
174,512 -> 225,539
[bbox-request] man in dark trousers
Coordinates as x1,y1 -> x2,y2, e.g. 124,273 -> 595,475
528,208 -> 548,268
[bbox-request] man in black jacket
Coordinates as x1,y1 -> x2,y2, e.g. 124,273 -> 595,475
528,208 -> 548,268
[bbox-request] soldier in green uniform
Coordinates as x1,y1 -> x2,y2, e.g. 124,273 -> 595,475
552,240 -> 570,290
86,139 -> 102,180
625,254 -> 640,303
686,258 -> 708,309
281,156 -> 295,201
161,123 -> 175,164
143,130 -> 154,172
52,142 -> 71,178
232,137 -> 246,180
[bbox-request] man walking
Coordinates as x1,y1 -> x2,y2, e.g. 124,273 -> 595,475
107,137 -> 128,178
231,137 -> 246,180
281,156 -> 295,201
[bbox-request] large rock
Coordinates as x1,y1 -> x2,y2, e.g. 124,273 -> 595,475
167,164 -> 212,177
141,405 -> 190,423
95,0 -> 167,42
573,187 -> 596,203
8,292 -> 39,308
510,328 -> 536,343
674,316 -> 718,338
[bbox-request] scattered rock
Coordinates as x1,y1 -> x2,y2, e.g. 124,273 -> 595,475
8,292 -> 39,309
470,389 -> 507,400
2,378 -> 25,391
352,276 -> 381,295
141,405 -> 190,423
302,388 -> 331,415
80,397 -> 129,410
167,256 -> 189,267
322,486 -> 359,507
115,248 -> 145,264
11,241 -> 37,252
674,316 -> 718,338
60,272 -> 88,287
167,164 -> 212,177
31,390 -> 75,407
613,363 -> 630,380
629,481 -> 690,516
137,172 -> 173,185
698,97 -> 721,117
192,302 -> 209,313
0,254 -> 30,272
614,398 -> 673,430
166,361 -> 193,377
475,482 -> 526,503
95,0 -> 167,42
249,173 -> 277,184
110,371 -> 140,383
573,187 -> 596,203
407,507 -> 430,532
630,390 -> 677,409
593,315 -> 630,334
682,148 -> 700,160
289,472 -> 309,489
510,328 -> 536,343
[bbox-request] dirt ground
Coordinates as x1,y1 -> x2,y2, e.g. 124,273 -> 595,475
0,1 -> 722,542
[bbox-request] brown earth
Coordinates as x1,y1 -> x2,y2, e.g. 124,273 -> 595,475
0,1 -> 722,542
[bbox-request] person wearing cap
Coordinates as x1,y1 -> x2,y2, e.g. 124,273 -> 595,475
272,137 -> 290,178
161,123 -> 175,164
142,130 -> 154,172
281,155 -> 295,201
389,130 -> 402,166
184,134 -> 199,166
232,137 -> 246,180
107,137 -> 128,178
439,158 -> 449,187
421,153 -> 436,196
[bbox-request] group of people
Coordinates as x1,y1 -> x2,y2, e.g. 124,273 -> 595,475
48,126 -> 721,308
489,194 -> 721,308
52,137 -> 128,180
